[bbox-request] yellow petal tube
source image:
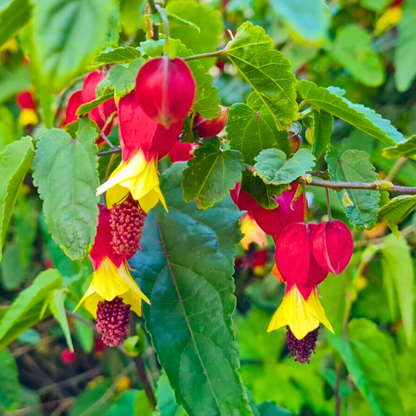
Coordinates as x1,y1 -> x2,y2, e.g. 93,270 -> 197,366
240,214 -> 268,250
18,109 -> 39,126
74,257 -> 150,318
267,285 -> 334,340
97,149 -> 167,213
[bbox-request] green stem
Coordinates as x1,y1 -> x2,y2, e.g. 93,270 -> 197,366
183,49 -> 228,62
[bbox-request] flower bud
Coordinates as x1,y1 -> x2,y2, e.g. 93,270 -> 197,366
194,106 -> 229,138
311,220 -> 353,275
289,133 -> 302,153
135,57 -> 196,129
17,91 -> 36,109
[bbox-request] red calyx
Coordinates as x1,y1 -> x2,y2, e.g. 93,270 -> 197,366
135,57 -> 196,129
169,141 -> 195,162
311,220 -> 353,275
118,91 -> 182,163
65,71 -> 116,137
90,205 -> 126,270
274,223 -> 328,299
194,106 -> 229,138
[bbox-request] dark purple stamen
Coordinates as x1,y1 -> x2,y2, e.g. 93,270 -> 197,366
286,326 -> 319,364
96,297 -> 130,347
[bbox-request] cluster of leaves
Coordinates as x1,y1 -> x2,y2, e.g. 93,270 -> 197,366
1,0 -> 416,415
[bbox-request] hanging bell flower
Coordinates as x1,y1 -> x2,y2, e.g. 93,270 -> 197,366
135,56 -> 196,129
311,220 -> 354,275
194,106 -> 229,138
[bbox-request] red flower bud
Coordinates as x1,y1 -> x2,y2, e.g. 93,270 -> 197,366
194,106 -> 229,138
118,91 -> 182,163
17,91 -> 36,110
275,223 -> 328,299
311,220 -> 353,275
289,133 -> 302,153
135,57 -> 196,129
60,348 -> 75,364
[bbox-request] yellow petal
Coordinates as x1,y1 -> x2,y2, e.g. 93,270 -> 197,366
73,258 -> 150,318
97,150 -> 167,212
268,285 -> 333,339
240,214 -> 268,250
18,109 -> 39,126
106,184 -> 129,209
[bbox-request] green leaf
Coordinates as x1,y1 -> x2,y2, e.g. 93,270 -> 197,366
227,22 -> 298,130
76,86 -> 115,116
380,235 -> 415,342
0,349 -> 20,411
227,104 -> 291,163
166,0 -> 223,69
361,0 -> 391,11
332,24 -> 384,87
50,289 -> 74,352
131,163 -> 253,416
155,372 -> 186,416
0,269 -> 63,350
382,135 -> 416,159
174,40 -> 220,120
71,379 -> 113,416
270,0 -> 329,44
182,137 -> 244,209
168,13 -> 201,35
331,318 -> 405,416
32,0 -> 114,92
0,106 -> 17,152
394,0 -> 416,92
0,0 -> 32,48
0,137 -> 34,264
120,0 -> 143,36
297,81 -> 403,146
33,118 -> 99,260
91,46 -> 142,68
106,58 -> 144,98
379,195 -> 416,236
0,66 -> 31,105
241,171 -> 289,209
311,108 -> 333,160
254,148 -> 315,185
326,146 -> 380,230
105,390 -> 145,416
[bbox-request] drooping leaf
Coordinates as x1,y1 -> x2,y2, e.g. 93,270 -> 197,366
326,146 -> 380,230
0,269 -> 63,350
0,136 -> 34,264
227,103 -> 291,163
91,46 -> 142,67
227,22 -> 298,130
32,0 -> 114,91
270,0 -> 329,44
394,0 -> 416,92
76,86 -> 115,116
382,135 -> 416,159
311,108 -> 333,160
182,137 -> 244,209
380,235 -> 414,342
297,81 -> 403,146
50,289 -> 74,352
33,118 -> 99,260
254,148 -> 316,185
0,349 -> 20,411
174,41 -> 220,120
332,24 -> 384,87
131,163 -> 253,416
0,0 -> 32,49
105,58 -> 144,98
166,0 -> 223,69
331,318 -> 405,416
379,195 -> 416,236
